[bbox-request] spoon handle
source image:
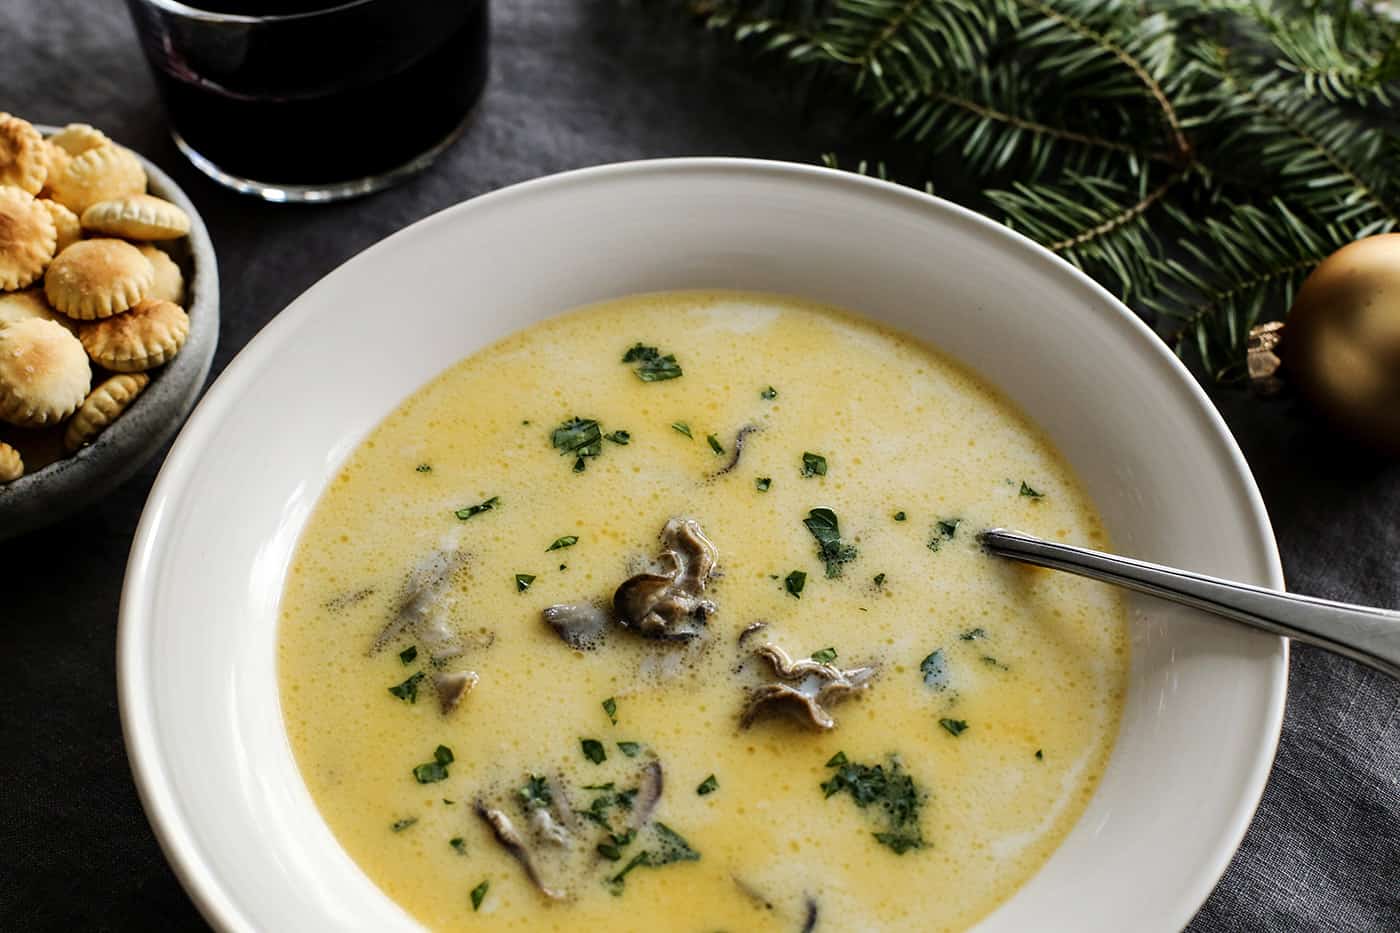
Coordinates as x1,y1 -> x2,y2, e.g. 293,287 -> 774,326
981,528 -> 1400,680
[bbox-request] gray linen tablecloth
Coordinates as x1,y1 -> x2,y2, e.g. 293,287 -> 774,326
1,1 -> 1397,929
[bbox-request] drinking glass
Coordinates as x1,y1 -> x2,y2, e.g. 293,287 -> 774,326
126,0 -> 490,202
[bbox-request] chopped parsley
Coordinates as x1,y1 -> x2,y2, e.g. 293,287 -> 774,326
597,828 -> 636,861
412,745 -> 454,784
671,421 -> 692,438
602,696 -> 618,724
652,822 -> 700,863
546,535 -> 578,551
391,817 -> 417,832
605,430 -> 631,445
761,386 -> 778,399
1019,481 -> 1044,498
960,627 -> 987,641
982,655 -> 1009,670
696,774 -> 719,796
449,836 -> 466,854
919,650 -> 949,690
893,511 -> 906,522
803,507 -> 858,578
784,570 -> 807,598
389,671 -> 425,703
755,476 -> 772,492
821,753 -> 926,855
927,518 -> 960,551
939,718 -> 969,737
415,463 -> 432,473
617,741 -> 642,757
622,343 -> 683,381
552,417 -> 604,472
470,880 -> 489,911
581,738 -> 607,764
1035,749 -> 1044,761
515,573 -> 535,592
811,647 -> 838,664
398,646 -> 417,665
873,573 -> 886,587
608,823 -> 701,893
706,434 -> 724,455
801,451 -> 828,477
454,495 -> 500,521
519,773 -> 552,809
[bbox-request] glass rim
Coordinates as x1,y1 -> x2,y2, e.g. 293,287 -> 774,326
133,0 -> 378,24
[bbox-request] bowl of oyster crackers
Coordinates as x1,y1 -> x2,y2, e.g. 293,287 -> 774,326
0,113 -> 218,540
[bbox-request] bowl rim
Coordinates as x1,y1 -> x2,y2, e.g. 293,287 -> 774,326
118,156 -> 1286,932
0,125 -> 220,539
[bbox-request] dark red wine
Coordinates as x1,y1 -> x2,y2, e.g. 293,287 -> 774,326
127,0 -> 489,186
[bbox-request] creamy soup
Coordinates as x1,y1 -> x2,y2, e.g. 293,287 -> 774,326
279,291 -> 1128,932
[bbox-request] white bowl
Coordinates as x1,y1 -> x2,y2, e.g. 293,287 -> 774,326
119,159 -> 1286,932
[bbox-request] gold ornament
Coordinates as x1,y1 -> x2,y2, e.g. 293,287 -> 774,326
1282,233 -> 1400,455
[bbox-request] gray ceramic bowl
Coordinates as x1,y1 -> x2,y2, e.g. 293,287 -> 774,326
0,130 -> 219,541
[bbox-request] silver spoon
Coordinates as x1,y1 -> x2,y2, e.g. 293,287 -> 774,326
980,528 -> 1400,679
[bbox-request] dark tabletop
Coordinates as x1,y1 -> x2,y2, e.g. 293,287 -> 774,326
3,1 -> 1398,930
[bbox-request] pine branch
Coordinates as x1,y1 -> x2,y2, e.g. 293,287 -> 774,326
1151,199 -> 1355,378
681,0 -> 1400,379
988,170 -> 1179,299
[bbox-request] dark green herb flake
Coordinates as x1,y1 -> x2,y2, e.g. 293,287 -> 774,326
581,738 -> 607,764
515,573 -> 536,592
894,511 -> 906,522
605,430 -> 631,445
761,386 -> 777,400
470,880 -> 489,911
449,836 -> 466,854
415,464 -> 432,473
801,452 -> 828,477
671,421 -> 692,438
927,518 -> 959,552
398,646 -> 417,665
803,507 -> 858,578
412,745 -> 454,784
811,647 -> 838,664
873,573 -> 886,587
454,496 -> 500,521
1035,749 -> 1044,761
696,774 -> 719,796
602,696 -> 618,725
652,822 -> 700,864
1019,481 -> 1043,498
939,718 -> 969,737
981,655 -> 1009,671
755,476 -> 772,492
622,343 -> 683,382
546,535 -> 578,551
597,828 -> 636,861
784,570 -> 806,598
391,817 -> 417,832
520,773 -> 553,809
552,417 -> 604,472
919,650 -> 949,690
617,741 -> 642,757
706,434 -> 724,455
389,671 -> 425,704
960,627 -> 986,641
821,754 -> 926,855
